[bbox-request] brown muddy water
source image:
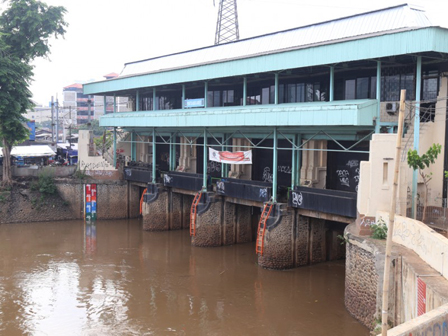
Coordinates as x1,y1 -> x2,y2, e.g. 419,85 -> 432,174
0,219 -> 369,336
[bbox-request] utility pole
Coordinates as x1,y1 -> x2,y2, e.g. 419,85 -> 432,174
214,0 -> 240,45
55,98 -> 59,143
51,96 -> 55,143
87,97 -> 92,129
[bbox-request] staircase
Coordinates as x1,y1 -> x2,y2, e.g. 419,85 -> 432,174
255,202 -> 274,255
190,192 -> 203,236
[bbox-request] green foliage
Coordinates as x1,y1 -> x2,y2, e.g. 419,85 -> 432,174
0,0 -> 67,184
371,217 -> 388,240
31,172 -> 56,195
337,234 -> 348,245
93,130 -> 113,152
73,165 -> 88,181
407,143 -> 442,171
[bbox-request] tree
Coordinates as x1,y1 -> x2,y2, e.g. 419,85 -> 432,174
0,0 -> 67,186
407,143 -> 442,222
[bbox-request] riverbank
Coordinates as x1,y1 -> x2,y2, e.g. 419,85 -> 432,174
0,177 -> 140,223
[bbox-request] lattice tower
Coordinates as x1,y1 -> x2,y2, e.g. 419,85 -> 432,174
214,0 -> 240,45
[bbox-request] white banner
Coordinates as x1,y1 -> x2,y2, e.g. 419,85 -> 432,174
209,148 -> 252,164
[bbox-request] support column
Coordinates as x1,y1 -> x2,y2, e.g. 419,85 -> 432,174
131,132 -> 136,161
152,128 -> 156,183
169,132 -> 176,171
296,134 -> 302,186
103,96 -> 107,115
204,81 -> 208,108
182,84 -> 185,109
375,61 -> 381,133
329,66 -> 334,102
222,134 -> 228,178
243,77 -> 247,106
113,94 -> 117,113
412,56 -> 422,218
136,90 -> 140,111
291,135 -> 297,189
274,73 -> 279,104
113,127 -> 117,168
153,88 -> 156,111
272,127 -> 278,202
203,129 -> 208,190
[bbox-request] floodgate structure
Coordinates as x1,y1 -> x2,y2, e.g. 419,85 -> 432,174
82,4 -> 448,331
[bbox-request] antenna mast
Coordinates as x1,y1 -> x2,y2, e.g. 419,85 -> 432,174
214,0 -> 240,45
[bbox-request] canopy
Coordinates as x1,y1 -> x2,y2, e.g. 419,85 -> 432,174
3,145 -> 56,158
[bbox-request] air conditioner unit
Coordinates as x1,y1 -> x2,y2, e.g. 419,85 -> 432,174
386,102 -> 398,115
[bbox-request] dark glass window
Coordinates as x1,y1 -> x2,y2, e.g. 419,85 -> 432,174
381,66 -> 415,101
345,79 -> 356,100
356,77 -> 369,99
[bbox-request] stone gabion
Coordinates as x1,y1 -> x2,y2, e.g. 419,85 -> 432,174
192,200 -> 223,247
236,204 -> 252,243
258,211 -> 295,270
295,215 -> 310,266
143,190 -> 168,231
170,192 -> 183,230
345,243 -> 378,330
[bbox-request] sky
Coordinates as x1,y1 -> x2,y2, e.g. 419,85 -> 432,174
2,0 -> 447,106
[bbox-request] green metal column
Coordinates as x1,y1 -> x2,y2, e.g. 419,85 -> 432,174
169,132 -> 176,171
113,127 -> 117,168
136,90 -> 140,111
329,66 -> 334,102
291,135 -> 296,190
272,127 -> 278,203
153,88 -> 156,111
204,81 -> 208,107
113,94 -> 117,113
375,61 -> 381,133
182,84 -> 185,109
296,134 -> 302,186
152,128 -> 156,184
131,132 -> 136,161
275,73 -> 279,104
203,129 -> 208,190
412,56 -> 422,218
103,96 -> 107,115
243,77 -> 247,106
222,134 -> 228,178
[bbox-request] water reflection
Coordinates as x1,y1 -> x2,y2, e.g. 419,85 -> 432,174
0,219 -> 369,335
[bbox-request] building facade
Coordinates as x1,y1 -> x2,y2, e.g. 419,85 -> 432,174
83,3 -> 448,265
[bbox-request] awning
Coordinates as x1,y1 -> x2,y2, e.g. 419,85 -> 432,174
8,145 -> 56,158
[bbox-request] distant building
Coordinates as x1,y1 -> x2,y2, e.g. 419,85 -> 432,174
63,73 -> 128,125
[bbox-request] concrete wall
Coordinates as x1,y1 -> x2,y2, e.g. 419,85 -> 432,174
78,130 -> 119,179
377,211 -> 448,282
345,223 -> 448,331
56,179 -> 134,220
379,303 -> 448,336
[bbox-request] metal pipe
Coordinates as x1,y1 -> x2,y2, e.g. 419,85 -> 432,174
297,134 -> 302,186
204,81 -> 208,107
113,94 -> 117,113
375,61 -> 381,133
170,132 -> 176,171
243,77 -> 247,106
412,56 -> 422,218
131,132 -> 136,161
275,73 -> 279,104
203,129 -> 208,190
329,66 -> 334,102
272,127 -> 278,203
182,84 -> 185,109
291,135 -> 296,190
153,88 -> 156,111
113,127 -> 117,168
136,89 -> 140,111
152,128 -> 156,183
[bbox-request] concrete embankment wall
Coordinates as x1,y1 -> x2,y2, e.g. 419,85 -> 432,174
345,223 -> 448,331
0,178 -> 140,223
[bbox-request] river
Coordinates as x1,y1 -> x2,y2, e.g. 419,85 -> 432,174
0,219 -> 369,335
